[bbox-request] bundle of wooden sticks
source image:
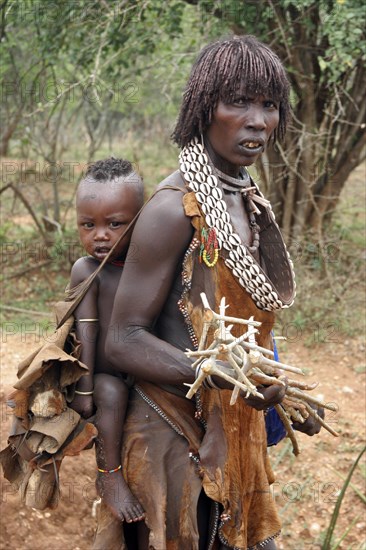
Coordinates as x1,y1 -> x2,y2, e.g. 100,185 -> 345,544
185,293 -> 338,455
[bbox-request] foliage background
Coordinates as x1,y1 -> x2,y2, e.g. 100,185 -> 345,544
0,3 -> 365,549
0,0 -> 365,335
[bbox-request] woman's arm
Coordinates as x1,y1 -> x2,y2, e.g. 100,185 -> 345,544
107,186 -> 196,386
107,183 -> 289,411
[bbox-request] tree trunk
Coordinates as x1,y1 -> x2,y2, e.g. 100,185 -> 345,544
253,2 -> 366,244
0,110 -> 23,156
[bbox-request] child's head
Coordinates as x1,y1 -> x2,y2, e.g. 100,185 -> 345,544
76,157 -> 144,262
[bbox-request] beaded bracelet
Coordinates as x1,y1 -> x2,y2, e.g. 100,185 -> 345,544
97,464 -> 122,474
74,389 -> 94,396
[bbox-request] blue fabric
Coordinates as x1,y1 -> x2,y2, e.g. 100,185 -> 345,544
265,406 -> 287,446
265,332 -> 287,446
272,334 -> 279,362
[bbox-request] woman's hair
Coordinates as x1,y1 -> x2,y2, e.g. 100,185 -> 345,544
172,35 -> 291,148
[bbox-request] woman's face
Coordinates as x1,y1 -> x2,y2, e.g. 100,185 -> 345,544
205,94 -> 280,174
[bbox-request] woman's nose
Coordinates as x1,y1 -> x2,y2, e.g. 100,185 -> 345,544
245,104 -> 266,131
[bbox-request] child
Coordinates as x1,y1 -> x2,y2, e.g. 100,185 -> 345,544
69,157 -> 145,524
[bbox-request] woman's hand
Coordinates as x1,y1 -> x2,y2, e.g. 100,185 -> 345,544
292,404 -> 324,436
212,361 -> 288,411
243,381 -> 287,411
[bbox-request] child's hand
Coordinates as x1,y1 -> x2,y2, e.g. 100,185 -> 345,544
70,394 -> 94,419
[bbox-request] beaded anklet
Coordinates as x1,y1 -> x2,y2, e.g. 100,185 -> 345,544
97,464 -> 122,474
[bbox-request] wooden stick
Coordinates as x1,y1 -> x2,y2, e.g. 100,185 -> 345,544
239,341 -> 275,357
230,348 -> 249,405
303,402 -> 339,437
200,293 -> 261,327
274,404 -> 300,456
285,378 -> 319,391
256,354 -> 304,375
286,387 -> 338,411
198,317 -> 211,352
227,354 -> 257,400
202,361 -> 264,399
249,370 -> 286,387
185,361 -> 210,399
282,398 -> 308,418
283,405 -> 306,423
184,293 -> 340,448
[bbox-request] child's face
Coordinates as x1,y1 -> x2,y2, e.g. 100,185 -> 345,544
76,176 -> 141,262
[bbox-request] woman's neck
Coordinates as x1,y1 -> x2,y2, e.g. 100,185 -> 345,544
203,137 -> 240,178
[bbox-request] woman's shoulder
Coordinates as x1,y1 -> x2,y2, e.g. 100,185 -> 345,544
144,171 -> 188,221
156,170 -> 186,192
130,170 -> 193,256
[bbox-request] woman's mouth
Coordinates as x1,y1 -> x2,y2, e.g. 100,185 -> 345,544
245,141 -> 261,148
239,139 -> 264,154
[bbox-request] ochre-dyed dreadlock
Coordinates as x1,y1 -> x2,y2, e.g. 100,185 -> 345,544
172,35 -> 291,148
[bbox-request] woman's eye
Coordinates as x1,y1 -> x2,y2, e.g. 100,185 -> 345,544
233,97 -> 249,105
264,100 -> 277,109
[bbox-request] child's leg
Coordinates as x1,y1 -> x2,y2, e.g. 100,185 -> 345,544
94,373 -> 144,523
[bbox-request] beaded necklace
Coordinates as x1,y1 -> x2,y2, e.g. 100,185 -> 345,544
179,137 -> 296,311
111,259 -> 125,267
209,161 -> 261,254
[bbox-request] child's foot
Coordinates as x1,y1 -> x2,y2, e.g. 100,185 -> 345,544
96,471 -> 145,523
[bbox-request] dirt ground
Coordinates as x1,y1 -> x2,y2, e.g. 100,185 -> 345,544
0,331 -> 365,550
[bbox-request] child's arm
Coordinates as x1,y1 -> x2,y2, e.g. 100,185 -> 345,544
69,257 -> 99,419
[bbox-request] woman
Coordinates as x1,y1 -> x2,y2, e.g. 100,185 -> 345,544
95,36 -> 320,550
